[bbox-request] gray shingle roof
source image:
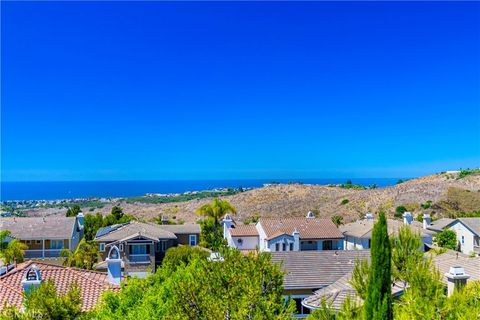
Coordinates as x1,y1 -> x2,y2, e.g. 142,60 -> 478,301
94,221 -> 176,241
270,250 -> 370,290
430,250 -> 480,283
152,223 -> 201,234
340,219 -> 432,239
427,218 -> 455,232
458,218 -> 480,236
0,217 -> 76,239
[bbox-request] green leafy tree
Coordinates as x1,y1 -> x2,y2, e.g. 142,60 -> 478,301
110,206 -> 123,221
394,206 -> 408,218
0,279 -> 82,320
364,211 -> 392,320
331,214 -> 344,227
349,258 -> 369,300
66,205 -> 81,217
196,198 -> 236,247
60,238 -> 100,270
93,248 -> 295,319
307,299 -> 335,320
434,229 -> 457,250
161,245 -> 209,273
83,212 -> 134,241
199,218 -> 226,250
391,226 -> 424,287
0,230 -> 28,265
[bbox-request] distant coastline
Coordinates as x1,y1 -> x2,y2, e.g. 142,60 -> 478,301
1,178 -> 405,201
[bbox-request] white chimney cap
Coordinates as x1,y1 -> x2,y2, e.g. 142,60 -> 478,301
445,266 -> 470,280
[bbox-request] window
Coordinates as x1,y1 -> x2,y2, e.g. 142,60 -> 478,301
25,240 -> 31,245
36,240 -> 41,245
237,238 -> 243,245
99,243 -> 105,252
132,244 -> 147,255
50,240 -> 64,249
289,243 -> 294,251
293,298 -> 311,315
157,241 -> 167,252
275,243 -> 280,251
119,244 -> 124,252
462,236 -> 465,244
189,235 -> 197,246
323,240 -> 333,250
282,243 -> 286,251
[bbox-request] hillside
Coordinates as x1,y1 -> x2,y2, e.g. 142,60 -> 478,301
27,171 -> 480,224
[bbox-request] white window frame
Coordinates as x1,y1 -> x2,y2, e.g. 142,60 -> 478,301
119,243 -> 124,252
99,243 -> 105,252
160,240 -> 167,252
25,240 -> 31,245
36,240 -> 42,245
189,235 -> 197,246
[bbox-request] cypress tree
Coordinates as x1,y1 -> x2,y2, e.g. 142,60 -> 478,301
364,211 -> 393,320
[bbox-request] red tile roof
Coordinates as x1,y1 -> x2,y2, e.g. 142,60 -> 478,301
0,261 -> 119,312
229,224 -> 259,237
260,218 -> 344,240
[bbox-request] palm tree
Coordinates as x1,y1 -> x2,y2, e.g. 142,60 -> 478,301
331,215 -> 344,227
196,198 -> 236,239
0,230 -> 28,264
60,238 -> 100,270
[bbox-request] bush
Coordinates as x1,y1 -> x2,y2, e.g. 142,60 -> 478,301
341,199 -> 349,205
394,206 -> 408,218
434,230 -> 457,250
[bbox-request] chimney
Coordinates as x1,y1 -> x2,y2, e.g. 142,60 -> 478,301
403,212 -> 412,225
422,214 -> 431,229
306,211 -> 315,218
221,214 -> 235,238
445,266 -> 470,296
106,246 -> 122,285
77,212 -> 85,230
292,229 -> 300,251
365,213 -> 374,221
21,265 -> 42,294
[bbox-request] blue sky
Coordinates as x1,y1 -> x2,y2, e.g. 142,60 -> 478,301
2,1 -> 479,181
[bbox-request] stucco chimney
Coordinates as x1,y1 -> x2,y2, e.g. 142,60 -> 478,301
422,214 -> 431,229
445,266 -> 470,296
292,229 -> 300,251
106,246 -> 122,285
306,211 -> 315,218
221,214 -> 234,238
21,265 -> 42,294
403,212 -> 412,225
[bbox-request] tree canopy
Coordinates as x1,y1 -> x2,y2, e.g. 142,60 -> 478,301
434,229 -> 457,250
0,230 -> 27,265
60,238 -> 100,270
196,198 -> 236,250
92,248 -> 294,319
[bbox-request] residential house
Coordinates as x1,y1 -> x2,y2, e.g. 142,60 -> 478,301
270,250 -> 370,318
442,218 -> 480,256
223,212 -> 345,253
340,212 -> 433,250
0,260 -> 120,312
0,213 -> 85,259
93,221 -> 200,277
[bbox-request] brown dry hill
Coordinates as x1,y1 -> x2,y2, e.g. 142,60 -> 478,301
26,172 -> 480,223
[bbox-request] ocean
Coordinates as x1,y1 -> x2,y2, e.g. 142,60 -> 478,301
1,178 -> 403,201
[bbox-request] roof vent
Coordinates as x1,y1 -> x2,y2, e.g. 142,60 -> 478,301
306,211 -> 315,218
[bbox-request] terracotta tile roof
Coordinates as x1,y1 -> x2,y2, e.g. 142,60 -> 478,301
270,250 -> 370,290
229,224 -> 259,237
259,218 -> 343,240
0,217 -> 77,240
0,261 -> 119,312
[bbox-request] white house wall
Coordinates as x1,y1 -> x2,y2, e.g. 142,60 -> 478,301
230,236 -> 258,250
448,221 -> 476,255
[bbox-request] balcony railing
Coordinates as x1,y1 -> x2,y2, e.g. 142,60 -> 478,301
128,254 -> 150,264
24,249 -> 63,258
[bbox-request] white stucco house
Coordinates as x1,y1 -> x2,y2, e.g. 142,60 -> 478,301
340,212 -> 434,250
223,212 -> 344,253
443,218 -> 480,256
